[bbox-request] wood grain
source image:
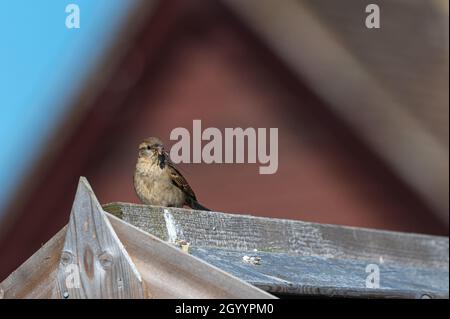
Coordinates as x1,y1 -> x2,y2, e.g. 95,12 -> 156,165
55,177 -> 145,298
107,212 -> 275,298
2,178 -> 447,298
0,226 -> 66,299
1,177 -> 273,299
103,202 -> 449,298
191,247 -> 448,298
103,203 -> 448,268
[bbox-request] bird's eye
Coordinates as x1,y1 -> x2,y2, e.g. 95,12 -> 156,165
147,145 -> 151,150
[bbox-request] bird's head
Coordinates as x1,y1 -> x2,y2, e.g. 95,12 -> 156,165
138,137 -> 166,168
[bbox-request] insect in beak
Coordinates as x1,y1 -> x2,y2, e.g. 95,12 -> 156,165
155,145 -> 166,169
158,152 -> 166,169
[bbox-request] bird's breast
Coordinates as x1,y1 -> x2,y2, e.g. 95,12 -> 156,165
134,160 -> 185,207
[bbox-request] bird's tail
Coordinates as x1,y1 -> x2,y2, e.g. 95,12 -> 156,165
187,199 -> 211,211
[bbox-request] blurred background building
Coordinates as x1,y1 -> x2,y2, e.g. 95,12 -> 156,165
0,0 -> 448,280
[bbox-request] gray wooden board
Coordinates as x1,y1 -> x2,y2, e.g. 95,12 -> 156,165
0,226 -> 67,299
107,213 -> 275,299
103,202 -> 449,298
190,247 -> 448,298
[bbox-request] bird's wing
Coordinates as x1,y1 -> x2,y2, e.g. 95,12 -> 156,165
167,161 -> 197,201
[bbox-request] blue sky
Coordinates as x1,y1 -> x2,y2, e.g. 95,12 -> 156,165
0,1 -> 135,217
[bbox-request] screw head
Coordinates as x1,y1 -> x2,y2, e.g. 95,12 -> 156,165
63,291 -> 69,299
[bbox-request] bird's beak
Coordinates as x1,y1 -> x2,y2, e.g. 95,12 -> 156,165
156,145 -> 164,155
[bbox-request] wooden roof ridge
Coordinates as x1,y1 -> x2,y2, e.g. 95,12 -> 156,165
1,177 -> 447,299
0,177 -> 274,299
103,202 -> 449,298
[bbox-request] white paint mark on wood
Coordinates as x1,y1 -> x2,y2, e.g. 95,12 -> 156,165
107,212 -> 276,298
164,209 -> 183,243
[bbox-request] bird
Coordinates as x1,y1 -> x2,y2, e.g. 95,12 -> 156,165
133,137 -> 210,211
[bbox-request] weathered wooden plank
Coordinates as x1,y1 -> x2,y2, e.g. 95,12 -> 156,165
191,247 -> 448,299
103,202 -> 449,298
103,203 -> 449,269
106,212 -> 275,299
55,177 -> 145,299
0,226 -> 67,299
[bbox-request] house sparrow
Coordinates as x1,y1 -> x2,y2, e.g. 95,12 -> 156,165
134,137 -> 210,211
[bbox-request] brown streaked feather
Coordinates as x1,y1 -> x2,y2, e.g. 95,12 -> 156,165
166,161 -> 197,201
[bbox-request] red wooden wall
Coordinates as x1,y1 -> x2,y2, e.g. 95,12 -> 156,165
0,0 -> 446,281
